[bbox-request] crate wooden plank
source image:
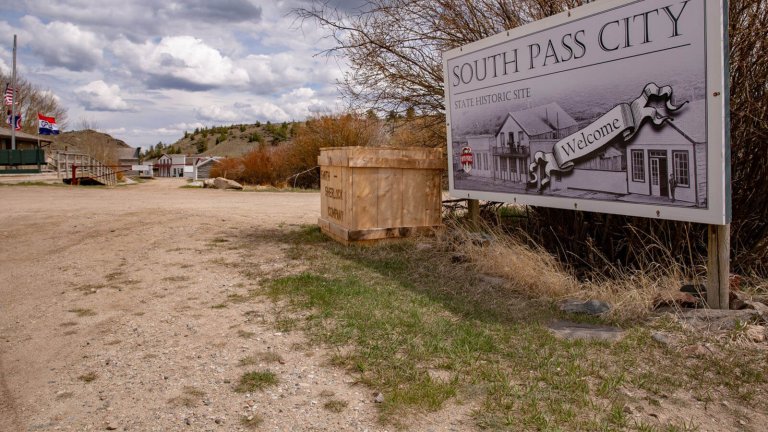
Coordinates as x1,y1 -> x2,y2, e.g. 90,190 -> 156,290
348,157 -> 445,169
326,166 -> 345,224
351,167 -> 379,230
401,169 -> 427,227
423,171 -> 439,225
347,226 -> 442,242
376,167 -> 403,228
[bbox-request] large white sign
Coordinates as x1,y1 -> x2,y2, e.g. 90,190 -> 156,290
443,0 -> 730,224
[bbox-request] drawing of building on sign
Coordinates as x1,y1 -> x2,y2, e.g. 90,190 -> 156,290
454,99 -> 707,208
624,100 -> 707,206
493,103 -> 578,184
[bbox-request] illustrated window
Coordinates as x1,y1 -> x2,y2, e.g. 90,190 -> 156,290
673,151 -> 689,187
631,150 -> 645,182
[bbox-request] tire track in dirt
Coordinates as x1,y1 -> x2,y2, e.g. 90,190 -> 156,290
0,353 -> 24,431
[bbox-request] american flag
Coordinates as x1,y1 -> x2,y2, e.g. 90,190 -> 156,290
3,84 -> 13,106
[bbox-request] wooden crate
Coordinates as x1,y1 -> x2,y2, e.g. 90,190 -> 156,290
318,147 -> 445,244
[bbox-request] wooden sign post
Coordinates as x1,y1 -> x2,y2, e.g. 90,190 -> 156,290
706,224 -> 730,309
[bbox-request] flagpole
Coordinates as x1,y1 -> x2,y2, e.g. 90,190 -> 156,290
10,34 -> 17,150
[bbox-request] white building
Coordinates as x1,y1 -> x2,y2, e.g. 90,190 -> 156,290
494,103 -> 578,184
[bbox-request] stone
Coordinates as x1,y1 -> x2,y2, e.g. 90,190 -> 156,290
104,420 -> 118,430
213,177 -> 243,190
744,300 -> 768,314
681,344 -> 713,357
203,179 -> 215,188
651,332 -> 673,346
547,320 -> 624,342
373,391 -> 384,403
672,308 -> 763,331
187,181 -> 203,188
558,299 -> 611,316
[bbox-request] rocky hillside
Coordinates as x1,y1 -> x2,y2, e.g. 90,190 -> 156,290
152,122 -> 295,159
53,129 -> 132,153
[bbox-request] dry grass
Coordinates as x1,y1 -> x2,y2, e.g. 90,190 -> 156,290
68,308 -> 97,317
444,221 -> 693,322
168,386 -> 206,408
239,351 -> 284,366
78,372 -> 97,383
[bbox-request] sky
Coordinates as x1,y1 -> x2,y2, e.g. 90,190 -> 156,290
0,0 -> 366,149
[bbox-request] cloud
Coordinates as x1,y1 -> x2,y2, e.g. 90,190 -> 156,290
161,0 -> 262,23
112,36 -> 250,91
75,80 -> 130,111
193,87 -> 338,124
21,16 -> 103,71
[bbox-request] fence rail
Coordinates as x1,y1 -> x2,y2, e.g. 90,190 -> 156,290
51,151 -> 117,186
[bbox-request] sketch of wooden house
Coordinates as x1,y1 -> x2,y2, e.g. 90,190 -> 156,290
464,134 -> 495,179
625,100 -> 706,206
493,103 -> 578,183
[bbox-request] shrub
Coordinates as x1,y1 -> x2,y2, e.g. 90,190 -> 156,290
210,157 -> 242,179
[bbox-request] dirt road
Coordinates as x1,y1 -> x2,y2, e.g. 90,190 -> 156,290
0,179 -> 389,431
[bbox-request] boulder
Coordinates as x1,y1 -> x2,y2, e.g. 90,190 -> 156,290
558,299 -> 611,316
213,177 -> 243,190
203,179 -> 215,188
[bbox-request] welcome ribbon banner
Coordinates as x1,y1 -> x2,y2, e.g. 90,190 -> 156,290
528,83 -> 686,189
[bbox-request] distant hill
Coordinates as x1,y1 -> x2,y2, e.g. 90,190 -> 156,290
53,129 -> 132,152
51,129 -> 135,164
151,122 -> 295,159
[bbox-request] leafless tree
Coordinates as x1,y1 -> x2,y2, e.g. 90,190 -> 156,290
298,0 -> 768,272
296,0 -> 584,115
1,72 -> 68,133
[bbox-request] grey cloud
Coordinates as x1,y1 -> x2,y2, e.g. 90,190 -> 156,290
145,74 -> 217,92
169,0 -> 262,22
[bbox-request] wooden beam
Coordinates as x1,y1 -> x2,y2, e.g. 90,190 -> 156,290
706,224 -> 730,309
467,199 -> 480,226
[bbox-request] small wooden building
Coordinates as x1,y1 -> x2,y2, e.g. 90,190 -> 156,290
0,128 -> 52,173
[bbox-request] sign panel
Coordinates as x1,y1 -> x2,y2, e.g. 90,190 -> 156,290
131,165 -> 149,171
183,166 -> 194,173
443,0 -> 730,224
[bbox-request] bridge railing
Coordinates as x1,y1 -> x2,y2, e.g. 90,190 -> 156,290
52,151 -> 117,186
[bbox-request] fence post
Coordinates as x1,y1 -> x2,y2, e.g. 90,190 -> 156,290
467,199 -> 480,226
706,224 -> 730,309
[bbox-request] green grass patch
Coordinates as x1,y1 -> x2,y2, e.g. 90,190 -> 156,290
235,370 -> 278,393
323,399 -> 348,413
255,227 -> 768,429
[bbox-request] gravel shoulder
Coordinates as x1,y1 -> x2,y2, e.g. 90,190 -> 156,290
0,179 -> 392,431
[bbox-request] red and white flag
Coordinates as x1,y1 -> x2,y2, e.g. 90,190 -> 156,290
3,84 -> 13,106
38,113 -> 59,135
